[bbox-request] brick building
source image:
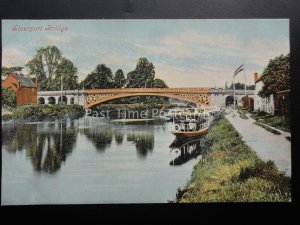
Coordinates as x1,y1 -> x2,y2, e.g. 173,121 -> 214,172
2,73 -> 38,105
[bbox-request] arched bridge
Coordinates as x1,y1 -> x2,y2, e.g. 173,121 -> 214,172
37,88 -> 254,108
84,88 -> 211,108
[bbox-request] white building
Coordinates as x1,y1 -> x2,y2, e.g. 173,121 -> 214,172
254,72 -> 274,115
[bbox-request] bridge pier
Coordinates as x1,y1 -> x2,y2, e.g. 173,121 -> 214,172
37,90 -> 85,106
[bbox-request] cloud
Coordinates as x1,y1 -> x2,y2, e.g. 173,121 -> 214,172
242,37 -> 289,67
2,47 -> 30,67
155,62 -> 234,88
135,30 -> 289,69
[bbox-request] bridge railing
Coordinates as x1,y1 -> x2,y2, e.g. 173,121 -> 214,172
38,90 -> 84,96
83,87 -> 211,94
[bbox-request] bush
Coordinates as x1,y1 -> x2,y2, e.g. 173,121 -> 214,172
2,87 -> 16,108
12,104 -> 85,121
239,160 -> 291,195
2,114 -> 13,121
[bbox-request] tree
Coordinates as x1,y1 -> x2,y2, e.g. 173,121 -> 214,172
2,87 -> 16,108
1,66 -> 23,77
26,46 -> 79,91
113,69 -> 126,88
82,64 -> 113,89
126,58 -> 155,88
258,54 -> 290,97
153,78 -> 168,88
53,58 -> 79,90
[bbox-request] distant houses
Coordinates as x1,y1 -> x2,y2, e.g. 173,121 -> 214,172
253,72 -> 289,116
2,72 -> 38,106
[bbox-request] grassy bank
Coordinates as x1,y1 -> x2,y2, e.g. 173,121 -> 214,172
2,104 -> 85,121
174,118 -> 291,202
251,111 -> 290,132
253,122 -> 281,135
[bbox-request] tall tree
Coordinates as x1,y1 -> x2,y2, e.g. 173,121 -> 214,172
26,46 -> 62,90
82,64 -> 113,89
26,45 -> 79,91
113,69 -> 126,88
258,54 -> 290,97
126,58 -> 155,88
53,58 -> 79,90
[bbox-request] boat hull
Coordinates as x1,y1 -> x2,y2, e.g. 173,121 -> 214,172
171,127 -> 209,138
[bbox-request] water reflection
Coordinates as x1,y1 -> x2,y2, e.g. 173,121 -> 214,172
127,131 -> 154,158
2,120 -> 77,174
169,137 -> 205,166
82,128 -> 113,152
2,118 -> 157,174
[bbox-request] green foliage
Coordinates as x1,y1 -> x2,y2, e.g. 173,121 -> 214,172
253,122 -> 281,135
251,111 -> 290,132
2,114 -> 14,121
12,104 -> 85,121
238,109 -> 248,119
26,45 -> 79,91
229,82 -> 255,90
82,64 -> 113,89
153,78 -> 168,88
258,54 -> 290,97
126,58 -> 155,88
2,87 -> 16,108
52,57 -> 79,90
1,66 -> 23,77
113,69 -> 126,88
173,118 -> 291,203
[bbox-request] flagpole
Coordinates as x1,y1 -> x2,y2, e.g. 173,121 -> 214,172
233,64 -> 244,112
233,75 -> 236,111
244,63 -> 246,96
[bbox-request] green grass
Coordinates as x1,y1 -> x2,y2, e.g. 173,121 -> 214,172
251,111 -> 290,132
172,118 -> 291,202
253,122 -> 281,135
238,109 -> 248,119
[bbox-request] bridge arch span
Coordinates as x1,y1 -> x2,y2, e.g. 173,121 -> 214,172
84,93 -> 209,108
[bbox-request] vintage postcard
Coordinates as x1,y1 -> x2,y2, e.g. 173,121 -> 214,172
1,19 -> 291,204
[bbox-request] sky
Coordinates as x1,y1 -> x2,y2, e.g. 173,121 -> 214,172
2,19 -> 289,88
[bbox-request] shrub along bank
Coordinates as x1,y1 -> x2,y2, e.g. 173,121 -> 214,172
174,118 -> 291,202
2,104 -> 85,121
251,111 -> 290,132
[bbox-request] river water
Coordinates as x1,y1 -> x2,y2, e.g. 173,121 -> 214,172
1,117 -> 205,205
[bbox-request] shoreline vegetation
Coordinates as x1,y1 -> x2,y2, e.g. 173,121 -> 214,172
1,103 -> 173,122
253,121 -> 281,135
172,118 -> 291,202
2,104 -> 85,122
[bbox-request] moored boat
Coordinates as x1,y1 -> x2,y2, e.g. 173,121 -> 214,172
171,117 -> 212,138
170,106 -> 224,138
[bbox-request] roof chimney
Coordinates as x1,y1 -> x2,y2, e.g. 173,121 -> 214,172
254,72 -> 259,82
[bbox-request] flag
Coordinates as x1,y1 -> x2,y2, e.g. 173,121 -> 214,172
234,64 -> 243,77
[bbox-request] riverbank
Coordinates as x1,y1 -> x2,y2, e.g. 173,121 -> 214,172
250,111 -> 290,132
173,118 -> 291,202
2,104 -> 85,122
